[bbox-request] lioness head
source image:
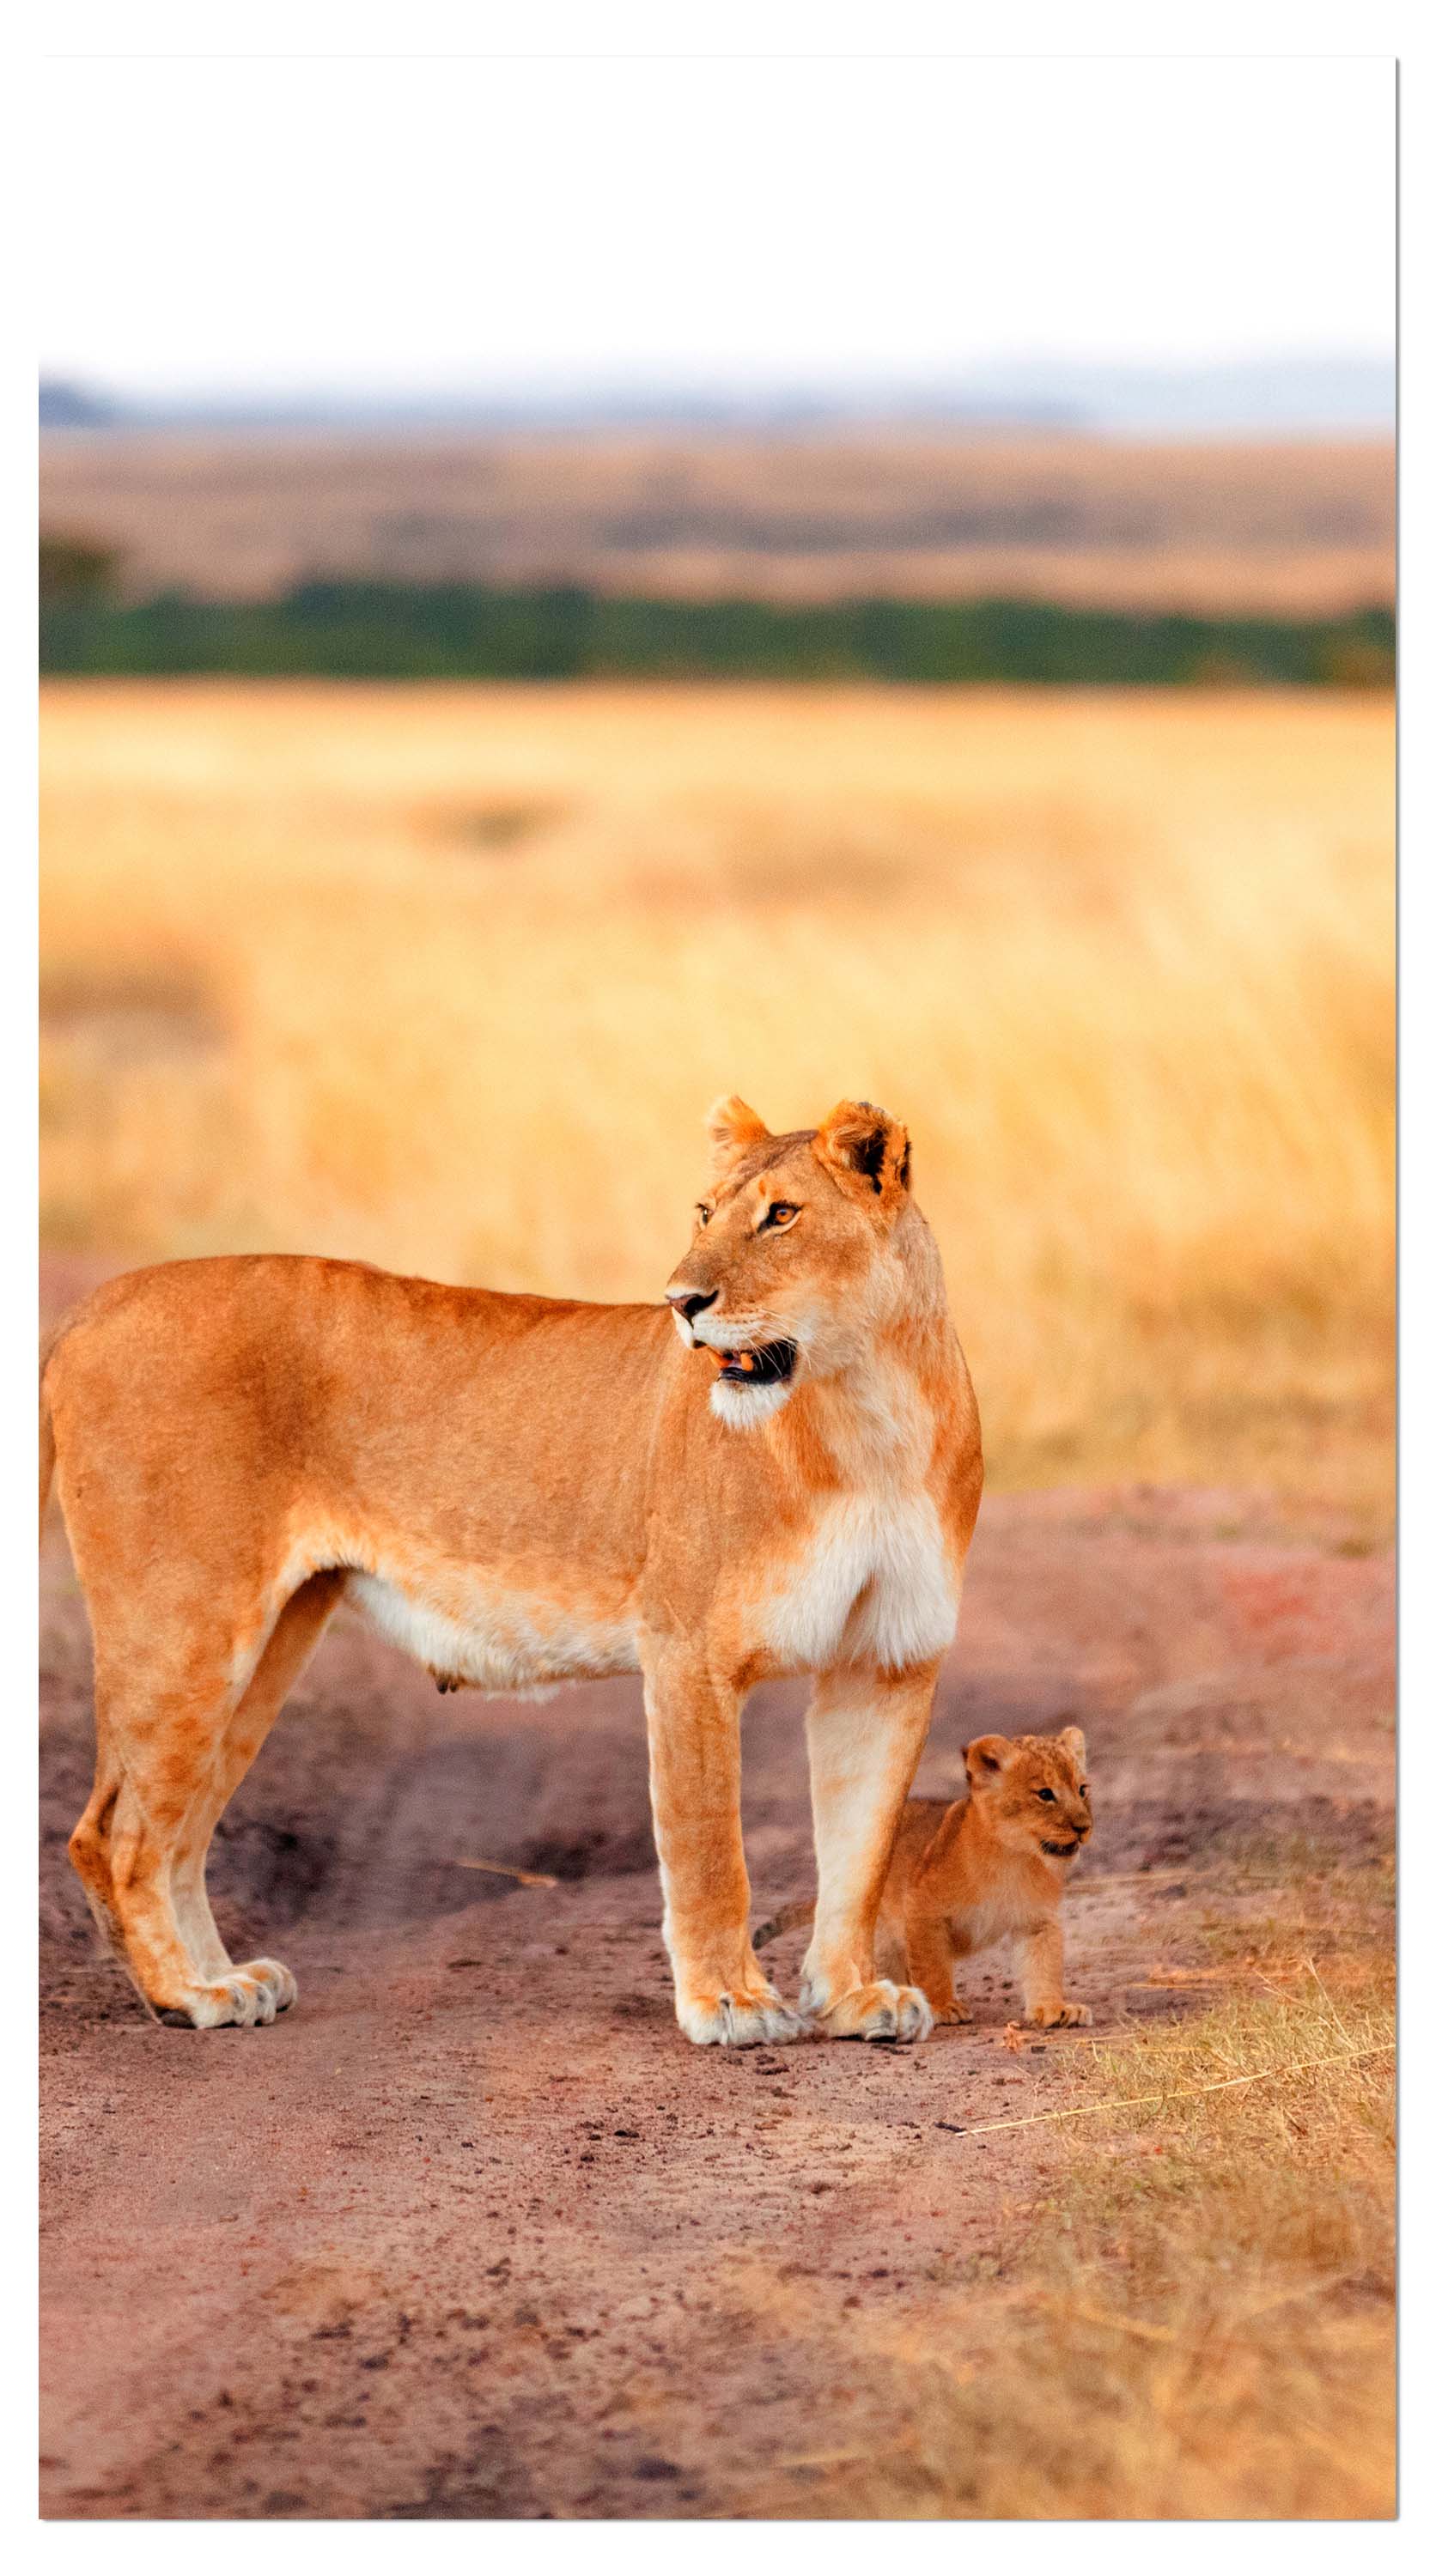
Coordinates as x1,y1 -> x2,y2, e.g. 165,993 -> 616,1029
666,1094 -> 916,1427
962,1728 -> 1092,1861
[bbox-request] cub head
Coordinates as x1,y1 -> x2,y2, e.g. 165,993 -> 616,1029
665,1094 -> 916,1428
963,1728 -> 1092,1862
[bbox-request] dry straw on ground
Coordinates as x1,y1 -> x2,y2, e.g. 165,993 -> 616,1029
40,680 -> 1393,1510
850,2003 -> 1394,2520
763,1863 -> 1396,2524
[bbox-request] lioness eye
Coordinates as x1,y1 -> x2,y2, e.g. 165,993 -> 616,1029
764,1202 -> 800,1230
696,1205 -> 711,1227
1037,1788 -> 1056,1802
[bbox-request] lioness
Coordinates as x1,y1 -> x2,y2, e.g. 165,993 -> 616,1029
40,1096 -> 982,2047
754,1728 -> 1093,2028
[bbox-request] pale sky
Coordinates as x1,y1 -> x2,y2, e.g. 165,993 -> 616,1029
41,53 -> 1394,398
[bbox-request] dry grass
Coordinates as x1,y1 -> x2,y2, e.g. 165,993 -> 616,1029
733,1833 -> 1395,2521
711,1844 -> 1391,2524
825,1992 -> 1395,2520
40,680 -> 1393,1510
751,1826 -> 1396,2524
40,430 -> 1394,613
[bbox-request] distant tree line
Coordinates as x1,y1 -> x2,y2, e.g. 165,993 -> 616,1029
40,532 -> 124,604
39,574 -> 1394,686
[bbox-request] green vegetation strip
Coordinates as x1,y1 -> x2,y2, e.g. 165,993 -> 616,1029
40,580 -> 1394,685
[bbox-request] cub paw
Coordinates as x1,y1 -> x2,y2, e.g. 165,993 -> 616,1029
1027,1999 -> 1092,2029
676,1985 -> 811,2048
809,1979 -> 934,2044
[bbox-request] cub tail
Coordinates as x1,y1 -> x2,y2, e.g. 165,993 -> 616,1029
751,1897 -> 816,1953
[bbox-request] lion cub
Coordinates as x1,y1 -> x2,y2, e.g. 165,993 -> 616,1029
755,1728 -> 1093,2029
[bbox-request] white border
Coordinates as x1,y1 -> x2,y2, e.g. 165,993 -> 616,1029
17,3 -> 1429,64
13,3 -> 1421,2564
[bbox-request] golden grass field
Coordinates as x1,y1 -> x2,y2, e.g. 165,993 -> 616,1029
40,679 -> 1396,2519
40,680 -> 1393,1515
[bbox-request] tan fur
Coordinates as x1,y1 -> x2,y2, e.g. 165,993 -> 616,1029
40,1096 -> 981,2046
754,1728 -> 1092,2028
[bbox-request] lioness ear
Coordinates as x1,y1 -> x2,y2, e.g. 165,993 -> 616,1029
705,1094 -> 770,1177
964,1735 -> 1013,1783
1058,1724 -> 1087,1769
701,1092 -> 768,1164
814,1099 -> 911,1206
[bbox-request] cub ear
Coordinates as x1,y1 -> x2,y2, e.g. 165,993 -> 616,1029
813,1099 -> 911,1206
706,1094 -> 770,1177
1058,1724 -> 1087,1769
964,1735 -> 1013,1783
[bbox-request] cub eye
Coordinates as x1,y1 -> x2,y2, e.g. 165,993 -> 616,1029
764,1202 -> 800,1230
1036,1787 -> 1056,1802
695,1205 -> 712,1227
1080,1783 -> 1090,1799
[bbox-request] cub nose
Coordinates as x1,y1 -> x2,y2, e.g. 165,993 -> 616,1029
667,1288 -> 718,1324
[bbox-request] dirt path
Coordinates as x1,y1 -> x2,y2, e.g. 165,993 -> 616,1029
40,1349 -> 1393,2518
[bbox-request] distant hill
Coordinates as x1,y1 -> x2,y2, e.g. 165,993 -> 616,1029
946,355 -> 1394,438
39,379 -> 118,430
39,426 -> 1394,618
39,354 -> 1393,437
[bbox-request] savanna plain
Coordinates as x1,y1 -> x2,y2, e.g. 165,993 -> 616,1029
40,682 -> 1394,2518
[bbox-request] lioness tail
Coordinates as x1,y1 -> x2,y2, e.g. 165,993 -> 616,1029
39,1317 -> 68,1540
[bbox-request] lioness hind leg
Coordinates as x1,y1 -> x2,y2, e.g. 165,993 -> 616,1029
74,1578 -> 338,2030
72,1649 -> 245,2025
68,1753 -> 124,1953
169,1572 -> 344,1998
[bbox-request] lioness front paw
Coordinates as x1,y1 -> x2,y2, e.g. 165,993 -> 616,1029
158,1958 -> 297,2030
806,1978 -> 934,2044
675,1985 -> 811,2048
934,1995 -> 974,2026
1027,1999 -> 1092,2029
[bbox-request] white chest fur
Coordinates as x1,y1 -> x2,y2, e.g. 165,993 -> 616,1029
755,1489 -> 958,1675
952,1893 -> 1044,1957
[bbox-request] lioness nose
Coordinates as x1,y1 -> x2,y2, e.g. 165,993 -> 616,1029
667,1288 -> 717,1324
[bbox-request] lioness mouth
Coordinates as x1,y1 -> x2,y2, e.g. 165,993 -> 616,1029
712,1338 -> 799,1389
